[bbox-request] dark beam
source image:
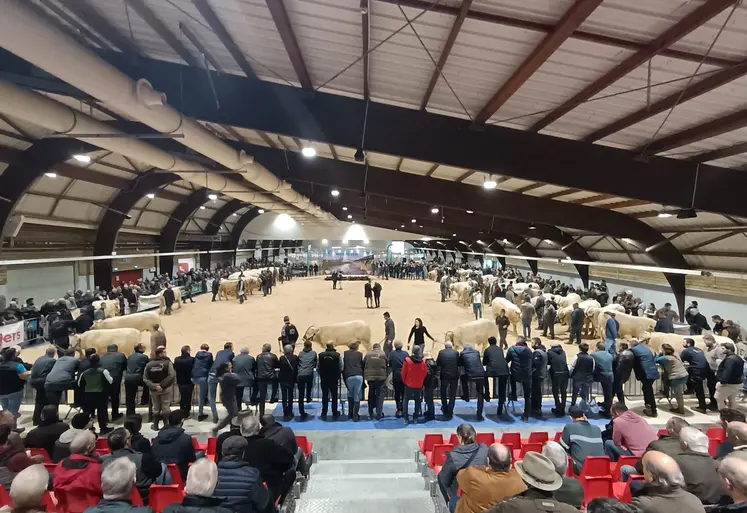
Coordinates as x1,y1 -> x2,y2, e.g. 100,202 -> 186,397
544,188 -> 580,199
361,0 -> 370,100
585,59 -> 747,142
420,0 -> 472,110
192,0 -> 258,79
93,171 -> 180,288
179,22 -> 224,72
425,164 -> 439,177
159,188 -> 210,276
640,107 -> 747,155
530,0 -> 739,132
58,0 -> 140,55
571,193 -> 616,204
27,0 -> 98,50
126,0 -> 198,66
455,170 -> 476,182
230,208 -> 261,250
690,141 -> 747,163
199,199 -> 244,269
600,199 -> 650,210
515,182 -> 545,194
474,0 -> 602,124
378,0 -> 737,68
265,0 -> 312,88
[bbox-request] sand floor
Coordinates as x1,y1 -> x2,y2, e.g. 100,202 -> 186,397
21,276 -> 583,362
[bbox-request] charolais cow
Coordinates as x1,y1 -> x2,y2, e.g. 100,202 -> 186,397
557,293 -> 582,309
596,310 -> 655,340
92,300 -> 119,319
449,282 -> 473,306
70,328 -> 143,356
640,332 -> 732,354
157,287 -> 182,315
556,299 -> 601,325
92,311 -> 161,333
491,297 -> 521,334
444,318 -> 498,352
302,320 -> 372,351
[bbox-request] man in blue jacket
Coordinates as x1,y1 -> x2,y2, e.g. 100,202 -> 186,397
191,344 -> 213,421
591,341 -> 614,418
214,435 -> 274,513
604,312 -> 619,355
460,344 -> 485,421
388,341 -> 409,418
630,339 -> 660,417
715,342 -> 745,411
209,342 -> 235,423
506,339 -> 532,422
681,338 -> 710,413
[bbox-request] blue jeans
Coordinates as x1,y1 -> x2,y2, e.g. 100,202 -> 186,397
605,338 -> 617,355
191,376 -> 208,416
403,386 -> 423,420
346,375 -> 363,402
473,303 -> 482,320
0,390 -> 24,424
207,375 -> 219,421
522,319 -> 531,338
621,465 -> 638,482
604,439 -> 631,461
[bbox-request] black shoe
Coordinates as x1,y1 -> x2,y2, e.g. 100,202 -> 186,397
320,413 -> 328,420
198,414 -> 209,421
521,414 -> 529,422
151,423 -> 160,431
99,427 -> 113,435
332,412 -> 340,419
477,415 -> 485,422
395,410 -> 402,418
111,413 -> 123,422
403,418 -> 409,425
300,413 -> 309,421
693,407 -> 708,414
270,398 -> 278,404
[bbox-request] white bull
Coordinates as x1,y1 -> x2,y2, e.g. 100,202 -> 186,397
491,298 -> 521,334
556,299 -> 601,325
70,328 -> 143,356
640,332 -> 733,354
92,300 -> 120,319
449,282 -> 473,306
157,287 -> 182,315
93,311 -> 161,333
302,320 -> 372,351
444,318 -> 498,352
585,305 -> 625,338
557,293 -> 582,309
596,310 -> 655,340
428,269 -> 438,281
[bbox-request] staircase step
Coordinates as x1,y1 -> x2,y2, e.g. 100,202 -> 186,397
304,474 -> 426,496
311,459 -> 418,475
296,494 -> 435,513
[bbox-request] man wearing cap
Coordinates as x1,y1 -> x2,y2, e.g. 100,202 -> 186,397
485,452 -> 578,513
279,316 -> 299,351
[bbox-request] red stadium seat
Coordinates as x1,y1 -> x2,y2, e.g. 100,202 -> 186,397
130,488 -> 144,506
166,464 -> 184,488
657,429 -> 668,437
418,434 -> 444,454
96,438 -> 109,451
0,486 -> 10,507
296,435 -> 313,457
582,476 -> 612,507
44,463 -> 57,474
29,448 -> 51,463
476,433 -> 495,445
433,465 -> 442,476
709,438 -> 720,457
191,437 -> 207,452
611,456 -> 639,481
528,432 -> 549,445
448,433 -> 459,446
500,432 -> 522,449
427,444 -> 453,468
578,456 -> 611,480
42,491 -> 58,513
612,475 -> 644,503
206,437 -> 217,455
149,485 -> 184,513
707,427 -> 726,442
553,432 -> 562,442
516,443 -> 543,460
93,448 -> 111,457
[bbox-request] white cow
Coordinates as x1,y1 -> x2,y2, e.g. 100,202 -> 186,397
427,269 -> 438,281
449,282 -> 473,306
491,298 -> 521,334
584,304 -> 625,338
302,320 -> 372,351
596,310 -> 655,340
157,287 -> 183,315
70,328 -> 143,356
92,300 -> 120,319
556,299 -> 601,325
557,293 -> 582,309
444,318 -> 498,351
93,311 -> 161,333
641,332 -> 732,354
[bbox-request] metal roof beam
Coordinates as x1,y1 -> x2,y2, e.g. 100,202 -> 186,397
530,0 -> 739,132
192,0 -> 257,79
126,0 -> 198,66
361,0 -> 371,100
265,0 -> 312,89
58,0 -> 140,56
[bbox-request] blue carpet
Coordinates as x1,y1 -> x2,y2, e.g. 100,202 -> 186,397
269,398 -> 611,431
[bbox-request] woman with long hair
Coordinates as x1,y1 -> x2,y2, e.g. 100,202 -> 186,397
407,318 -> 435,351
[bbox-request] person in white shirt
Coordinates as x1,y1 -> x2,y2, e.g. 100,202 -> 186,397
472,290 -> 483,320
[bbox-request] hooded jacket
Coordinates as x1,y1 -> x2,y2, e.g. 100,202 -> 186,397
611,410 -> 658,456
437,443 -> 489,500
402,354 -> 427,388
53,454 -> 103,510
296,348 -> 317,378
151,425 -> 197,481
506,345 -> 531,382
547,345 -> 569,376
192,351 -> 214,379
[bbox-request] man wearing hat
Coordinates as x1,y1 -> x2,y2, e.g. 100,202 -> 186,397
485,452 -> 578,513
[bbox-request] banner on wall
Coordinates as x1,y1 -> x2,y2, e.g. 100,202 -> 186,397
0,321 -> 24,349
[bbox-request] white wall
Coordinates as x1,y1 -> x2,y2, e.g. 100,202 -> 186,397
6,264 -> 75,304
77,275 -> 94,292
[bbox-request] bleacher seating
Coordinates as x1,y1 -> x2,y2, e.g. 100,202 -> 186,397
96,438 -> 109,451
206,436 -> 217,461
611,456 -> 639,481
166,463 -> 184,488
578,456 -> 611,480
418,433 -> 443,454
296,435 -> 314,457
29,448 -> 51,463
582,476 -> 613,507
149,485 -> 185,513
427,444 -> 453,468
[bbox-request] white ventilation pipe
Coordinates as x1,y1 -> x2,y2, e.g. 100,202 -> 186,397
0,0 -> 333,221
0,81 -> 316,218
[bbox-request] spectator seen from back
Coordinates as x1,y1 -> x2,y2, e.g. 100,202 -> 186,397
629,451 -> 704,513
437,423 -> 489,511
712,453 -> 747,513
124,414 -> 151,455
542,441 -> 583,509
586,498 -> 640,513
559,405 -> 605,474
240,414 -> 294,503
53,430 -> 102,512
191,344 -> 213,422
151,410 -> 197,482
102,428 -> 163,505
24,405 -> 69,462
605,402 -> 657,461
0,347 -> 30,427
83,457 -> 153,513
214,436 -> 273,513
53,412 -> 93,463
717,409 -> 747,459
716,342 -> 745,410
0,464 -> 50,513
455,443 -> 525,513
163,459 -> 231,513
674,427 -> 726,505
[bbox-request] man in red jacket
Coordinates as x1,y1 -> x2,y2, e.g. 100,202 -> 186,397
401,345 -> 428,425
53,430 -> 102,512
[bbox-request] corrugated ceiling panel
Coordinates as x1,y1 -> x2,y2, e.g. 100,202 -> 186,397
463,172 -> 492,187
366,152 -> 401,170
685,255 -> 745,272
67,182 -> 118,203
29,176 -> 70,195
400,158 -> 437,175
498,178 -> 536,190
554,190 -> 600,202
54,199 -> 103,221
0,134 -> 30,151
15,195 -> 56,215
646,211 -> 733,229
137,211 -> 169,230
431,165 -> 470,180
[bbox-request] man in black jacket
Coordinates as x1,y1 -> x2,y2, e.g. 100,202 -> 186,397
460,344 -> 486,421
570,343 -> 595,412
482,337 -> 509,417
211,277 -> 220,302
547,344 -> 569,417
255,344 -> 279,417
681,338 -> 710,413
531,338 -> 548,418
124,343 -> 149,416
240,414 -> 295,502
437,342 -> 460,419
30,347 -> 57,426
506,339 -> 532,422
174,346 -> 195,418
568,303 -> 585,345
388,341 -> 409,418
100,344 -> 127,421
317,343 -> 341,419
715,342 -> 745,410
152,410 -> 197,482
614,342 -> 634,407
278,345 -> 298,422
163,284 -> 175,315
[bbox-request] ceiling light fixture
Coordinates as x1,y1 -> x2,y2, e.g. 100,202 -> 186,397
232,213 -> 238,217
529,224 -> 536,230
73,154 -> 91,163
466,210 -> 474,214
44,172 -> 57,178
199,206 -> 206,210
677,208 -> 697,219
354,148 -> 365,162
483,175 -> 498,189
452,233 -> 457,237
363,239 -> 369,244
331,189 -> 340,197
477,240 -> 484,245
657,212 -> 673,218
258,209 -> 265,214
208,193 -> 218,201
431,207 -> 439,214
322,238 -> 328,245
146,193 -> 155,199
301,147 -> 317,158
502,238 -> 508,244
411,219 -> 416,223
400,224 -> 405,228
342,206 -> 348,211
347,214 -> 352,219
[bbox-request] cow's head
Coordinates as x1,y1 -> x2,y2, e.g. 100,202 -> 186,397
303,326 -> 319,341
